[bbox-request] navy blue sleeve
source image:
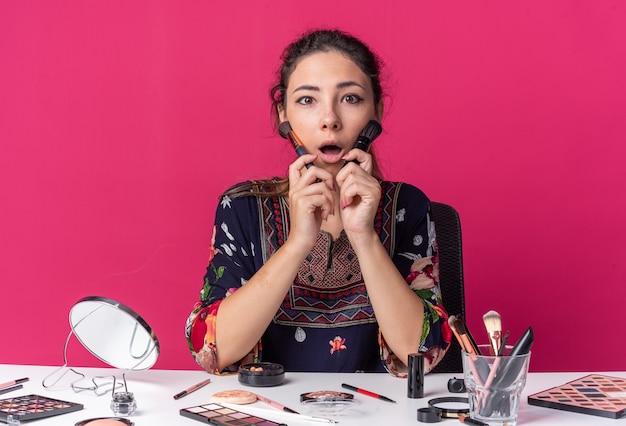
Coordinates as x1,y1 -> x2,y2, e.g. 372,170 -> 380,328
199,193 -> 264,306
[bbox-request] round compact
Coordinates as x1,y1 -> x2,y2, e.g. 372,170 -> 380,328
300,390 -> 357,414
75,418 -> 133,426
417,407 -> 443,423
238,362 -> 285,387
427,397 -> 470,419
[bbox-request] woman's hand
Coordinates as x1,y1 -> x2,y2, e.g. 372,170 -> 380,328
287,154 -> 336,250
336,149 -> 381,244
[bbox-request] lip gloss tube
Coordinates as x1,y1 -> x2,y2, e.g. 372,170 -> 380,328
407,353 -> 424,398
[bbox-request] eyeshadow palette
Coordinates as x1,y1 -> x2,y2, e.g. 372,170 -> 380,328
527,374 -> 626,419
180,403 -> 286,425
0,394 -> 83,422
300,390 -> 357,414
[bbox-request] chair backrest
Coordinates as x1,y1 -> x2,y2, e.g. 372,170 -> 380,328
430,201 -> 465,373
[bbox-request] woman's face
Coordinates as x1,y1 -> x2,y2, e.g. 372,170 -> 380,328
279,51 -> 382,174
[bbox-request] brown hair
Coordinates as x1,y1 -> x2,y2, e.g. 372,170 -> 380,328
226,28 -> 385,199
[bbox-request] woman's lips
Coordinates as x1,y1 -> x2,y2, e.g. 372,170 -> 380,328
320,145 -> 342,155
315,137 -> 351,164
318,144 -> 344,163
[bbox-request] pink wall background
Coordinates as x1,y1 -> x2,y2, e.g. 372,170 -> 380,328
1,1 -> 625,372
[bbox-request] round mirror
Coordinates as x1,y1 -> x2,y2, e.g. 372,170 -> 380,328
69,296 -> 160,370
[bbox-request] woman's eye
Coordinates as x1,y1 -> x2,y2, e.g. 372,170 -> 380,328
296,96 -> 314,105
343,94 -> 363,104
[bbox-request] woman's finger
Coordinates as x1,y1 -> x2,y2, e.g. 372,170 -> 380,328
341,149 -> 373,174
337,170 -> 380,210
291,191 -> 335,219
289,156 -> 335,191
288,154 -> 318,182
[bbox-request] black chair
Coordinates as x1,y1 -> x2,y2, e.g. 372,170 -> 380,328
430,201 -> 465,373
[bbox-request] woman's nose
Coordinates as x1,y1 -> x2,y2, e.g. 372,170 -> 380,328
321,105 -> 341,130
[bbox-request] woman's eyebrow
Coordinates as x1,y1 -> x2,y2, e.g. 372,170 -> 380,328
293,84 -> 319,93
336,80 -> 366,90
292,81 -> 366,94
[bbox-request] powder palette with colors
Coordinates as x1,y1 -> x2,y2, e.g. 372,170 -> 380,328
0,394 -> 83,422
180,403 -> 286,425
527,374 -> 626,419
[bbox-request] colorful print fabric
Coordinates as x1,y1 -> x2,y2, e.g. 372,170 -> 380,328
186,180 -> 451,375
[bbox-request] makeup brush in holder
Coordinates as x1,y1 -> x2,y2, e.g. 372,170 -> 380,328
450,316 -> 481,356
482,310 -> 502,356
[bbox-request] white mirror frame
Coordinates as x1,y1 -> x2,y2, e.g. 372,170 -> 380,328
69,296 -> 160,370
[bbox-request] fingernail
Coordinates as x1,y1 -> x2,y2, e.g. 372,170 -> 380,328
340,200 -> 346,209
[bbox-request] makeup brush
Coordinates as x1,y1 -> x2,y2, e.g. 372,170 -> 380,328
483,310 -> 502,356
354,120 -> 382,152
497,330 -> 510,357
346,120 -> 382,166
452,316 -> 489,385
452,317 -> 481,356
278,121 -> 313,169
448,315 -> 466,352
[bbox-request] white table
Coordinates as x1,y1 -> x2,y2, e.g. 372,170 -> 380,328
0,364 -> 624,425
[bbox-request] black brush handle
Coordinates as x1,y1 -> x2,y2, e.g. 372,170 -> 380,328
294,146 -> 313,169
492,327 -> 533,388
354,136 -> 372,152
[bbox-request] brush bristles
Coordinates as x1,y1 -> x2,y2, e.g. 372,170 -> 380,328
278,121 -> 292,139
360,120 -> 382,141
482,310 -> 502,334
448,315 -> 464,352
448,315 -> 462,335
452,317 -> 467,335
483,310 -> 502,355
448,315 -> 458,329
448,316 -> 481,355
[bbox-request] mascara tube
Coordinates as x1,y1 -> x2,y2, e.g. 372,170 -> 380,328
407,353 -> 424,398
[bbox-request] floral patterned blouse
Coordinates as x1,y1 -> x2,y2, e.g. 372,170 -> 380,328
186,180 -> 451,375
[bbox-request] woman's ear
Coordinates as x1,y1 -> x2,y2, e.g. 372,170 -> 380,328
376,100 -> 384,122
277,104 -> 286,123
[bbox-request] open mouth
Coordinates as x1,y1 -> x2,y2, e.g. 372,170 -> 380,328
320,145 -> 342,155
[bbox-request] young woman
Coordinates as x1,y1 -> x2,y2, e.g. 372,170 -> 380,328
186,29 -> 451,376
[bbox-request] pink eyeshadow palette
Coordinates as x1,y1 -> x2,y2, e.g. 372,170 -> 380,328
527,374 -> 626,419
0,394 -> 83,422
180,403 -> 286,425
